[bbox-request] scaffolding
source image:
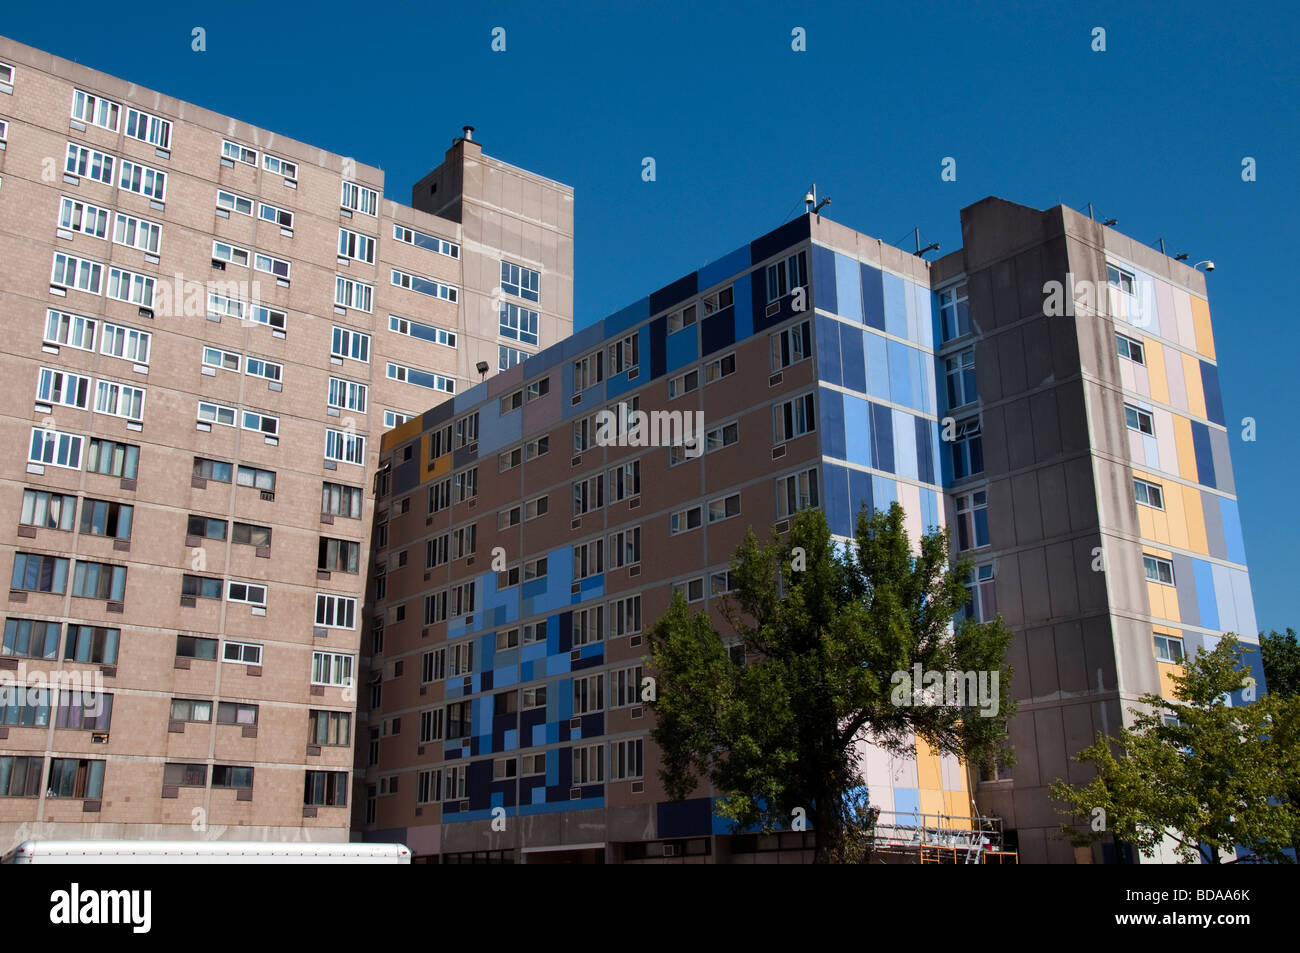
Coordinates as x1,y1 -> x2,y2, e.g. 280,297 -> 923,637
869,811 -> 1018,864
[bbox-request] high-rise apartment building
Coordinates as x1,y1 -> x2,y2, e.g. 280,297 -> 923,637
360,201 -> 1258,864
0,35 -> 572,847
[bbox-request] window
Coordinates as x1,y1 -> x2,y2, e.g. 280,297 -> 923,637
219,640 -> 261,665
497,506 -> 521,531
71,89 -> 120,130
421,650 -> 445,683
125,106 -> 171,149
668,303 -> 697,334
703,285 -> 734,314
389,314 -> 455,347
245,356 -> 282,382
212,765 -> 254,789
0,687 -> 52,728
501,260 -> 540,301
525,557 -> 548,580
1143,555 -> 1175,586
325,429 -> 366,466
217,702 -> 258,726
573,673 -> 604,713
222,139 -> 257,164
955,490 -> 989,551
391,268 -> 458,302
393,223 -> 459,257
1107,264 -> 1136,295
64,143 -> 114,186
573,416 -> 594,453
608,333 -> 639,375
100,322 -> 151,364
312,651 -> 355,686
1154,633 -> 1185,664
181,574 -> 222,600
0,757 -> 45,797
316,594 -> 357,629
428,478 -> 452,514
44,309 -> 97,351
500,345 -> 530,371
86,438 -> 137,478
667,369 -> 699,399
328,377 -> 368,413
1125,405 -> 1155,436
1116,333 -> 1145,365
962,564 -> 997,623
526,378 -> 550,402
424,591 -> 448,625
262,152 -> 298,181
59,196 -> 110,239
258,201 -> 293,229
108,268 -> 156,307
79,499 -> 133,539
232,522 -> 272,548
112,211 -> 162,255
10,553 -> 69,594
387,362 -> 454,392
338,227 -> 376,264
384,410 -> 415,429
20,489 -> 77,531
455,413 -> 479,449
171,698 -> 212,723
1134,478 -> 1164,510
776,468 -> 820,518
176,635 -> 218,660
451,581 -> 476,617
213,240 -> 250,267
304,771 -> 348,807
774,392 -> 816,442
50,252 -> 103,294
331,326 -> 370,362
572,744 -> 604,784
608,526 -> 639,568
705,352 -> 736,383
670,505 -> 702,535
322,482 -> 363,519
526,495 -> 549,520
573,474 -> 605,515
216,189 -> 254,216
193,457 -> 232,483
946,348 -> 977,408
47,758 -> 106,799
766,250 -> 808,303
203,347 -> 240,373
937,282 -> 971,341
94,381 -> 146,421
64,624 -> 119,664
950,416 -> 984,479
522,621 -> 546,644
309,710 -> 351,746
36,367 -> 91,409
226,580 -> 267,607
610,595 -> 641,638
341,181 -> 379,215
255,252 -> 291,281
673,577 -> 706,603
443,764 -> 468,800
706,421 -> 739,453
3,618 -> 61,660
334,276 -> 373,312
448,640 -> 474,677
319,537 -> 360,574
526,436 -> 550,460
499,446 -> 523,472
118,159 -> 167,201
611,739 -> 644,781
573,538 -> 604,580
236,465 -> 276,493
208,293 -> 245,320
241,410 -> 278,437
574,351 -> 603,392
454,467 -> 478,503
29,428 -> 84,470
71,561 -> 126,601
707,493 -> 741,523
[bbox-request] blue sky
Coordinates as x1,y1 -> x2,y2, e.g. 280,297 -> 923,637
5,1 -> 1297,631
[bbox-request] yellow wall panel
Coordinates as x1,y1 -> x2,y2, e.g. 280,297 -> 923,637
1156,660 -> 1184,699
1181,352 -> 1207,419
1172,416 -> 1198,481
1189,296 -> 1216,360
1181,485 -> 1208,555
915,737 -> 943,791
382,416 -> 424,451
919,787 -> 946,819
1144,338 -> 1170,405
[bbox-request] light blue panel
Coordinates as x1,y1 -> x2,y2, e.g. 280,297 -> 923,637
892,787 -> 921,819
490,792 -> 504,809
865,331 -> 890,402
532,723 -> 547,746
887,340 -> 912,408
908,347 -> 929,415
1143,434 -> 1160,469
503,728 -> 517,751
1193,560 -> 1219,632
559,320 -> 609,359
919,353 -> 937,416
477,402 -> 522,457
872,475 -> 898,509
929,422 -> 942,488
665,322 -> 699,372
1211,564 -> 1237,636
558,679 -> 573,719
531,786 -> 545,805
903,275 -> 918,342
604,298 -> 650,337
524,546 -> 573,617
698,244 -> 749,294
834,253 -> 862,322
495,665 -> 518,688
1218,498 -> 1247,565
920,487 -> 939,533
521,642 -> 547,664
911,281 -> 934,350
892,409 -> 918,481
471,697 -> 486,736
843,395 -> 871,466
883,273 -> 908,339
1229,569 -> 1257,639
546,722 -> 558,744
734,269 -> 754,341
574,575 -> 604,603
454,380 -> 488,413
546,653 -> 571,677
580,642 -> 602,660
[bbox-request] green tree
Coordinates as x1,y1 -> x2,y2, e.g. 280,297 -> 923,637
648,503 -> 1015,864
1052,635 -> 1300,863
1260,628 -> 1300,698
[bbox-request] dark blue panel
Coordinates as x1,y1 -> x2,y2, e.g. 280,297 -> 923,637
750,216 -> 810,265
657,797 -> 714,837
915,416 -> 934,485
649,271 -> 699,316
571,652 -> 604,671
820,387 -> 846,460
489,779 -> 517,808
1191,421 -> 1216,489
520,707 -> 546,737
468,759 -> 493,809
823,462 -> 851,536
848,468 -> 872,529
1200,361 -> 1225,426
480,670 -> 494,692
452,446 -> 475,471
649,315 -> 667,380
815,316 -> 841,387
558,611 -> 573,652
861,264 -> 886,331
581,712 -> 604,738
870,402 -> 895,473
393,460 -> 418,495
812,245 -> 837,316
424,401 -> 455,428
519,776 -> 545,803
492,710 -> 516,750
700,306 -> 736,356
839,323 -> 866,393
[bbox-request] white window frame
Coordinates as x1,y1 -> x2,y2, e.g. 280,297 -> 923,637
331,326 -> 371,363
315,593 -> 358,630
112,211 -> 162,255
341,181 -> 379,216
262,152 -> 298,181
325,429 -> 366,466
59,196 -> 110,239
328,377 -> 368,414
44,309 -> 96,351
71,89 -> 121,131
93,380 -> 146,421
216,189 -> 254,216
335,276 -> 373,312
197,401 -> 237,427
222,139 -> 257,165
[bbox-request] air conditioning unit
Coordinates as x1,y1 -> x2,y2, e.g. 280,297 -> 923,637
769,372 -> 784,387
662,843 -> 679,857
90,732 -> 109,744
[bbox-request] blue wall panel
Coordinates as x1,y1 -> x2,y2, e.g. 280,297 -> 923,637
820,387 -> 846,461
1191,421 -> 1216,489
816,316 -> 842,387
870,402 -> 894,473
665,323 -> 700,372
835,252 -> 863,323
812,245 -> 837,317
861,264 -> 885,331
883,273 -> 908,339
843,393 -> 871,466
840,323 -> 866,393
865,331 -> 890,402
823,462 -> 851,536
892,409 -> 918,481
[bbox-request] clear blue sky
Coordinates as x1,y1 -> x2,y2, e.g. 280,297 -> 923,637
5,1 -> 1297,632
